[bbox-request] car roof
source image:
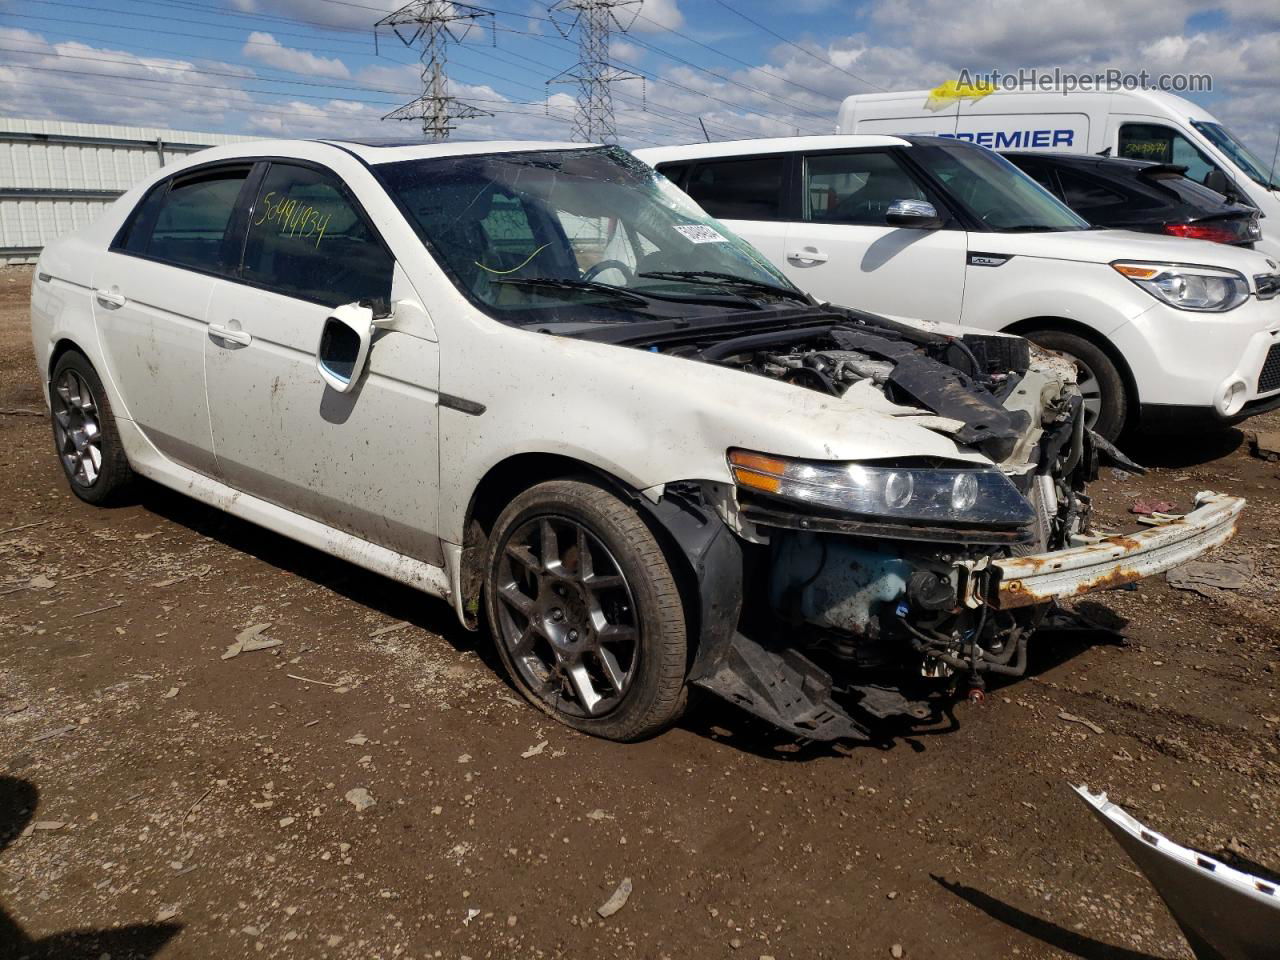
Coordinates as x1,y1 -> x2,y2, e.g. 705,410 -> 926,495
633,135 -> 912,165
319,138 -> 589,164
179,138 -> 593,168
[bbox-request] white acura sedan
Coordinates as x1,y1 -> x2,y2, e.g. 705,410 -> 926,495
30,139 -> 1244,742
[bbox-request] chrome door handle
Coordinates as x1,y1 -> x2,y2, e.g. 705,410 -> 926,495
786,248 -> 829,264
94,288 -> 127,308
208,323 -> 252,346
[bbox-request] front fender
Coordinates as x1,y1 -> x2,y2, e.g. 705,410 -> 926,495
437,322 -> 988,544
961,258 -> 1150,337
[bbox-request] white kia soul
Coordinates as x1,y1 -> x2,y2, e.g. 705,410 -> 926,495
636,136 -> 1280,440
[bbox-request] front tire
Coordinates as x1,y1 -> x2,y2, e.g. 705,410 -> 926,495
483,479 -> 688,742
49,351 -> 133,504
1023,329 -> 1128,441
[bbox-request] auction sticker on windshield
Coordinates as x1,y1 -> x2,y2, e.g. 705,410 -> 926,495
673,224 -> 729,244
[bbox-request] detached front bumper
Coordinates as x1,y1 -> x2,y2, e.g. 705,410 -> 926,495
964,491 -> 1246,609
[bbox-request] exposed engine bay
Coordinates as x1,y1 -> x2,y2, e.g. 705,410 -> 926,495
621,307 -> 1150,741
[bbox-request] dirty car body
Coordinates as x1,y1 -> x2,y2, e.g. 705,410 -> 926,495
29,139 -> 1245,742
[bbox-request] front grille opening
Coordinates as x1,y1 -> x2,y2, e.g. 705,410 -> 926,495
1259,343 -> 1280,394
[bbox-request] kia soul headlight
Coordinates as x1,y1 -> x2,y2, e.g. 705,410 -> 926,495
728,451 -> 1035,527
1112,262 -> 1250,312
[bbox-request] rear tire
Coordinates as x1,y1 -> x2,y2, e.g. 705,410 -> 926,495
483,479 -> 688,742
1023,329 -> 1127,441
49,351 -> 133,504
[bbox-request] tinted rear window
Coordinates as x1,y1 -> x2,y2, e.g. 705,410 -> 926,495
686,156 -> 785,220
145,168 -> 250,274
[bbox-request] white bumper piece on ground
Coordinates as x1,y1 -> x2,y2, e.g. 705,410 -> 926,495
1074,784 -> 1280,960
963,491 -> 1246,609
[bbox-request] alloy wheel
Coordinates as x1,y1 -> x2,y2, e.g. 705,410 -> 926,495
52,369 -> 103,487
493,515 -> 640,718
1072,357 -> 1103,430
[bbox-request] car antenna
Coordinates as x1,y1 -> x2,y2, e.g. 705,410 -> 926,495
698,117 -> 710,142
1268,127 -> 1280,191
1096,146 -> 1112,157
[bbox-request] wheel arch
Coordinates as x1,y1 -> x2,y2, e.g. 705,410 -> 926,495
457,452 -> 731,676
1001,316 -> 1140,419
48,337 -> 86,380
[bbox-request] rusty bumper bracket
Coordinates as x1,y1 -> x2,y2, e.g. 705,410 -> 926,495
971,491 -> 1246,610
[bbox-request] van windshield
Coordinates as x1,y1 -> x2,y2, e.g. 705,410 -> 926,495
911,141 -> 1090,232
1191,121 -> 1280,191
378,146 -> 804,327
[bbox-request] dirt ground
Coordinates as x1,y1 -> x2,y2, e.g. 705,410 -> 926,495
1,262 -> 1277,960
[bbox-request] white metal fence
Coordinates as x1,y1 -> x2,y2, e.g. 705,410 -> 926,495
1,117 -> 256,264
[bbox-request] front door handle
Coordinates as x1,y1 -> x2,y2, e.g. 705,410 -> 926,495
786,247 -> 829,264
208,322 -> 252,347
94,288 -> 127,308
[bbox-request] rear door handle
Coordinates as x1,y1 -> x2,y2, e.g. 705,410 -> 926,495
94,288 -> 127,308
208,322 -> 252,346
786,247 -> 829,264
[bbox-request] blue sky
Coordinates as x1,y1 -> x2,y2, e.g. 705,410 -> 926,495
0,0 -> 1277,155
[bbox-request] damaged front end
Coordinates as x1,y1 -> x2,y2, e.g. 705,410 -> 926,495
638,309 -> 1245,741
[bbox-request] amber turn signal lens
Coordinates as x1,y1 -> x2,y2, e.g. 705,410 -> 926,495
728,450 -> 787,494
1112,263 -> 1159,280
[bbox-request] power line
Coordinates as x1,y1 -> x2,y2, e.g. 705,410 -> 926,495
375,0 -> 495,140
3,73 -> 612,140
0,27 -> 682,145
15,1 -> 382,49
629,8 -> 841,107
10,0 -> 821,139
491,21 -> 828,136
707,0 -> 884,92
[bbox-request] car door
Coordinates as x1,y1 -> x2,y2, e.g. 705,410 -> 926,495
202,160 -> 444,566
681,154 -> 792,269
90,163 -> 255,476
782,149 -> 967,322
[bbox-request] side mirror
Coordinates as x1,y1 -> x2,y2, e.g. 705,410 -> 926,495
886,199 -> 944,229
1203,168 -> 1236,201
317,302 -> 375,393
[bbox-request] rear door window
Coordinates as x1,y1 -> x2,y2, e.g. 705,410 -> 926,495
134,167 -> 251,274
804,151 -> 928,224
655,162 -> 690,188
242,163 -> 393,308
1056,169 -> 1132,213
686,156 -> 785,220
1006,157 -> 1059,195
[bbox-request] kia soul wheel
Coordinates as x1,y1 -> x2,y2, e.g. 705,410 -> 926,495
483,480 -> 688,742
49,351 -> 133,504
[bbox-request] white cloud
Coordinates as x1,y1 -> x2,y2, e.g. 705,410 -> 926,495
632,0 -> 684,32
242,32 -> 351,80
611,39 -> 643,63
231,0 -> 403,30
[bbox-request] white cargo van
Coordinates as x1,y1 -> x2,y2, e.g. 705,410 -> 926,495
837,88 -> 1280,258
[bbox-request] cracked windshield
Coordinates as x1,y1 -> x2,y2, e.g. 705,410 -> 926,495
379,146 -> 800,324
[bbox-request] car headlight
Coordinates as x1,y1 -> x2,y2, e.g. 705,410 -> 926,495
728,450 -> 1035,528
1112,261 -> 1249,312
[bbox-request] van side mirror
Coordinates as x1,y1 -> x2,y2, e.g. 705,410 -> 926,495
317,302 -> 375,393
886,199 -> 943,229
1203,168 -> 1238,202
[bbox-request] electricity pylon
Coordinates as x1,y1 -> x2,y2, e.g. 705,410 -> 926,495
548,0 -> 642,142
376,0 -> 494,141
